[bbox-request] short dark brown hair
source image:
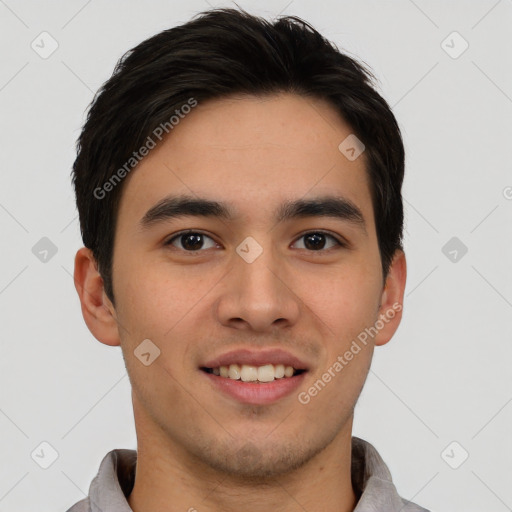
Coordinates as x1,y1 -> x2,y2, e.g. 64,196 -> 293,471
72,7 -> 405,305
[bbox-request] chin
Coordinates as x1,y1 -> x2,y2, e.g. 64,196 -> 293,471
188,433 -> 334,481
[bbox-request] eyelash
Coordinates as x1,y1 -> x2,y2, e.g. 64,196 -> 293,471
164,230 -> 346,252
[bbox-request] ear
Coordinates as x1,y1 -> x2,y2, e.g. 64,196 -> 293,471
73,247 -> 121,346
374,249 -> 407,347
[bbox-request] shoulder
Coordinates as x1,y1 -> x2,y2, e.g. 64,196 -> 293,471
399,497 -> 431,511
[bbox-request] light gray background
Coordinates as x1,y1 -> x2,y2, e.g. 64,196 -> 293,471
1,1 -> 511,511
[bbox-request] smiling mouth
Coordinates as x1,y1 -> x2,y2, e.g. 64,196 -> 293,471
201,363 -> 306,383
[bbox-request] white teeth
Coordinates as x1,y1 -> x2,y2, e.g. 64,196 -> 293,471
228,364 -> 241,380
212,363 -> 299,382
240,365 -> 258,382
274,364 -> 285,379
257,364 -> 275,382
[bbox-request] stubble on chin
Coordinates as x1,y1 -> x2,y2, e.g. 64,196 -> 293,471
183,422 -> 346,483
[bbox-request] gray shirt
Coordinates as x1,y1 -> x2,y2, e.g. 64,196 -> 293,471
66,436 -> 429,511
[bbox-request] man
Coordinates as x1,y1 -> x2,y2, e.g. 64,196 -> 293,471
68,7 -> 428,512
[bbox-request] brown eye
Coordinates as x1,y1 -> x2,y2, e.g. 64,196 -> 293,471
292,232 -> 343,251
166,231 -> 217,251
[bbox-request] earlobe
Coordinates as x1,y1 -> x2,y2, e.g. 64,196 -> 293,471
73,247 -> 121,347
374,249 -> 407,347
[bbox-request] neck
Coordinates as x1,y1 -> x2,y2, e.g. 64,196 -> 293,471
127,414 -> 357,512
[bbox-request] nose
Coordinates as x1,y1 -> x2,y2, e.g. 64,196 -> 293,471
214,241 -> 301,333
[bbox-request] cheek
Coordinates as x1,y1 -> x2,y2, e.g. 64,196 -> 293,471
301,268 -> 382,341
115,260 -> 206,339
113,260 -> 218,384
114,265 -> 197,399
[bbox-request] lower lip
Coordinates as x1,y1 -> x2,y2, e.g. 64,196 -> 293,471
201,371 -> 307,405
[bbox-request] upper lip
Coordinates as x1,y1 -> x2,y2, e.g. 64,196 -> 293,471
202,348 -> 309,371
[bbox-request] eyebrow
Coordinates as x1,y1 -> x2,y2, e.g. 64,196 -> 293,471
139,194 -> 366,233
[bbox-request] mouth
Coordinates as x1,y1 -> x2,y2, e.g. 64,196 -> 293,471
201,363 -> 306,382
200,349 -> 309,405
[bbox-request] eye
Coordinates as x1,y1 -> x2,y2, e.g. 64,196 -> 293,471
292,231 -> 344,251
165,231 -> 218,251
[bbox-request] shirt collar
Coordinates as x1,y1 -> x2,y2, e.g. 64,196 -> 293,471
88,449 -> 135,512
350,436 -> 427,511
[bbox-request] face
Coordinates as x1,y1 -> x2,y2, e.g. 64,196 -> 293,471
79,93 -> 405,479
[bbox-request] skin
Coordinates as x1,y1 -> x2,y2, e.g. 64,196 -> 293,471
74,93 -> 406,512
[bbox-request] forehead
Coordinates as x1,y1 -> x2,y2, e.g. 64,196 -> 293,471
117,93 -> 374,228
